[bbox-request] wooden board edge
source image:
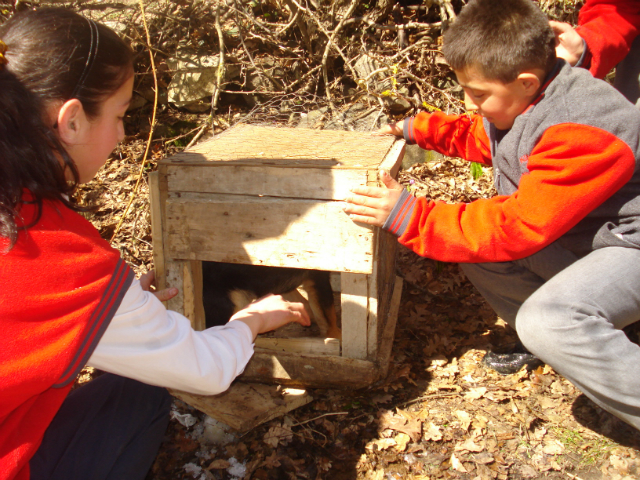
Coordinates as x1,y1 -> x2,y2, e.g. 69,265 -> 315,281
340,272 -> 369,360
379,139 -> 406,180
255,337 -> 341,356
376,275 -> 403,380
240,350 -> 378,389
169,383 -> 313,433
148,171 -> 166,291
183,260 -> 205,331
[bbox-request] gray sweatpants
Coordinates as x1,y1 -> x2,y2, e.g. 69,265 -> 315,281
460,243 -> 640,430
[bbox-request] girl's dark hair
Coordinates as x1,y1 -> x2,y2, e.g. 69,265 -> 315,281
0,8 -> 134,118
0,8 -> 134,251
443,0 -> 556,83
0,68 -> 80,251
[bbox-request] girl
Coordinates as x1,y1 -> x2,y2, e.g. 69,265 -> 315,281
0,8 -> 310,480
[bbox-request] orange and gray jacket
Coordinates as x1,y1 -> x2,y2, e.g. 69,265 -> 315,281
383,60 -> 640,263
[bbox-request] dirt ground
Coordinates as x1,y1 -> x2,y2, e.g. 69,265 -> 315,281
32,0 -> 640,478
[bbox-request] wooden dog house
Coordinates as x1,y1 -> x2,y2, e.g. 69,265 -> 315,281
149,124 -> 405,391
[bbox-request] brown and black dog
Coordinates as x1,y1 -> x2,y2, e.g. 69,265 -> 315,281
201,261 -> 341,338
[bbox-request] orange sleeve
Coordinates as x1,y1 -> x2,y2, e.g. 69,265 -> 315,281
396,124 -> 636,263
405,112 -> 493,166
577,0 -> 640,78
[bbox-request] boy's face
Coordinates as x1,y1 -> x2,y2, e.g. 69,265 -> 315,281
455,67 -> 540,130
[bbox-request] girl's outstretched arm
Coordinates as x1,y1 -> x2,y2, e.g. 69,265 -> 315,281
87,278 -> 308,396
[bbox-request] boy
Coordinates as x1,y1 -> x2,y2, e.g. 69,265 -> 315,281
344,0 -> 640,431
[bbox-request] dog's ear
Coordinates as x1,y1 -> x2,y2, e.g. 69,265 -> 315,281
229,289 -> 258,314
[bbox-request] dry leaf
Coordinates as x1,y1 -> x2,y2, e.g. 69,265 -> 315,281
377,410 -> 422,442
542,440 -> 565,455
450,453 -> 468,473
262,452 -> 281,469
423,422 -> 443,442
394,433 -> 411,452
206,459 -> 230,470
371,394 -> 394,404
472,452 -> 495,465
456,410 -> 472,431
263,424 -> 292,448
366,438 -> 397,451
465,387 -> 487,400
609,454 -> 629,473
456,438 -> 484,452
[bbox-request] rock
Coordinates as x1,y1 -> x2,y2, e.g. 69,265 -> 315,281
353,55 -> 392,92
298,103 -> 391,132
403,145 -> 443,169
167,54 -> 240,111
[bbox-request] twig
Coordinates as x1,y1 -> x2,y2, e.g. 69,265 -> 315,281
290,411 -> 349,427
281,0 -> 312,51
344,17 -> 442,31
233,0 -> 285,91
284,65 -> 322,93
211,3 -> 225,117
567,473 -> 586,480
185,123 -> 209,149
401,392 -> 460,407
111,0 -> 158,243
289,0 -> 359,104
321,0 -> 358,106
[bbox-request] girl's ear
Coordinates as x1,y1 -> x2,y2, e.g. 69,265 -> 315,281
56,99 -> 88,146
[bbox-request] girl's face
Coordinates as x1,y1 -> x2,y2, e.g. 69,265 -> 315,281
65,75 -> 134,183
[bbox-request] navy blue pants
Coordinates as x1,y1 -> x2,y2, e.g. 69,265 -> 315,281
30,374 -> 172,480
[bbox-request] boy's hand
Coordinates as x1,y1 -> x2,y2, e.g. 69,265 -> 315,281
230,294 -> 311,340
550,20 -> 584,66
344,170 -> 404,227
374,120 -> 404,137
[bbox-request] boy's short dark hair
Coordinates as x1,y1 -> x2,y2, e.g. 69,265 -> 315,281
442,0 -> 556,83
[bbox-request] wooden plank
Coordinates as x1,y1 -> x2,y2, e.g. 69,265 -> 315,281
148,171 -> 166,291
330,272 -> 341,292
165,193 -> 375,273
376,229 -> 398,340
239,350 -> 378,388
166,164 -> 367,201
367,249 -> 379,359
254,337 -> 340,356
183,260 -> 205,331
164,260 -> 184,315
169,382 -> 313,433
161,124 -> 397,169
378,138 -> 406,180
340,272 -> 369,360
376,276 -> 403,380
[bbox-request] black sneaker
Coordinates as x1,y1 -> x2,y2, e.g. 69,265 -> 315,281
482,340 -> 543,375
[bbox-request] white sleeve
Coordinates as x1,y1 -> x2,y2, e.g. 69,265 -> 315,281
87,278 -> 255,395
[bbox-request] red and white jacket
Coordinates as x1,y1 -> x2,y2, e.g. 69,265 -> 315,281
576,0 -> 640,78
0,197 -> 255,480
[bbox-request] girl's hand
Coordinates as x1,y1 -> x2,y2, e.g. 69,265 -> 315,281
139,270 -> 179,302
343,170 -> 404,227
550,20 -> 584,66
230,294 -> 311,340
